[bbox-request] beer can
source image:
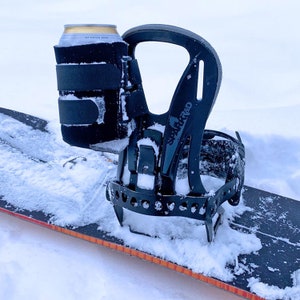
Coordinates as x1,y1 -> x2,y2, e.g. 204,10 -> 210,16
58,24 -> 124,46
54,24 -> 129,150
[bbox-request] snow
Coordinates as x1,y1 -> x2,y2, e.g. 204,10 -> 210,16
1,0 -> 300,299
247,273 -> 300,300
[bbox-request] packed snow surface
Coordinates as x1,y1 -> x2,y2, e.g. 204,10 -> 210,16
1,1 -> 300,299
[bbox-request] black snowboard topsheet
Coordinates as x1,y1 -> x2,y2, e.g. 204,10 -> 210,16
0,187 -> 299,297
231,187 -> 299,290
0,107 -> 48,132
1,107 -> 299,298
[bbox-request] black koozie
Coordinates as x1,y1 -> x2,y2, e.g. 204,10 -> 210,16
54,41 -> 128,148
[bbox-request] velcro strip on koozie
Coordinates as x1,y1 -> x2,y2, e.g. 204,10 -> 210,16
56,63 -> 121,91
58,99 -> 99,125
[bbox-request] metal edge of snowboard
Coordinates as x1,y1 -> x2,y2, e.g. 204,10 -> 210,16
0,201 -> 263,300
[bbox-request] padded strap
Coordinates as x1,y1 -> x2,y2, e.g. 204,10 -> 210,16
56,64 -> 121,91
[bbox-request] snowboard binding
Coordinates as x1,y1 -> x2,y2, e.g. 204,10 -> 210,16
55,24 -> 245,242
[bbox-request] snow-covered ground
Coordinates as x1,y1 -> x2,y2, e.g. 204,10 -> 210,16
0,1 -> 299,299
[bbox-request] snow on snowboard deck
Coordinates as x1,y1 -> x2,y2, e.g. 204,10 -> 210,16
1,108 -> 299,300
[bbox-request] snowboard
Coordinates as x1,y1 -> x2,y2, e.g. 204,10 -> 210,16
0,107 -> 299,300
